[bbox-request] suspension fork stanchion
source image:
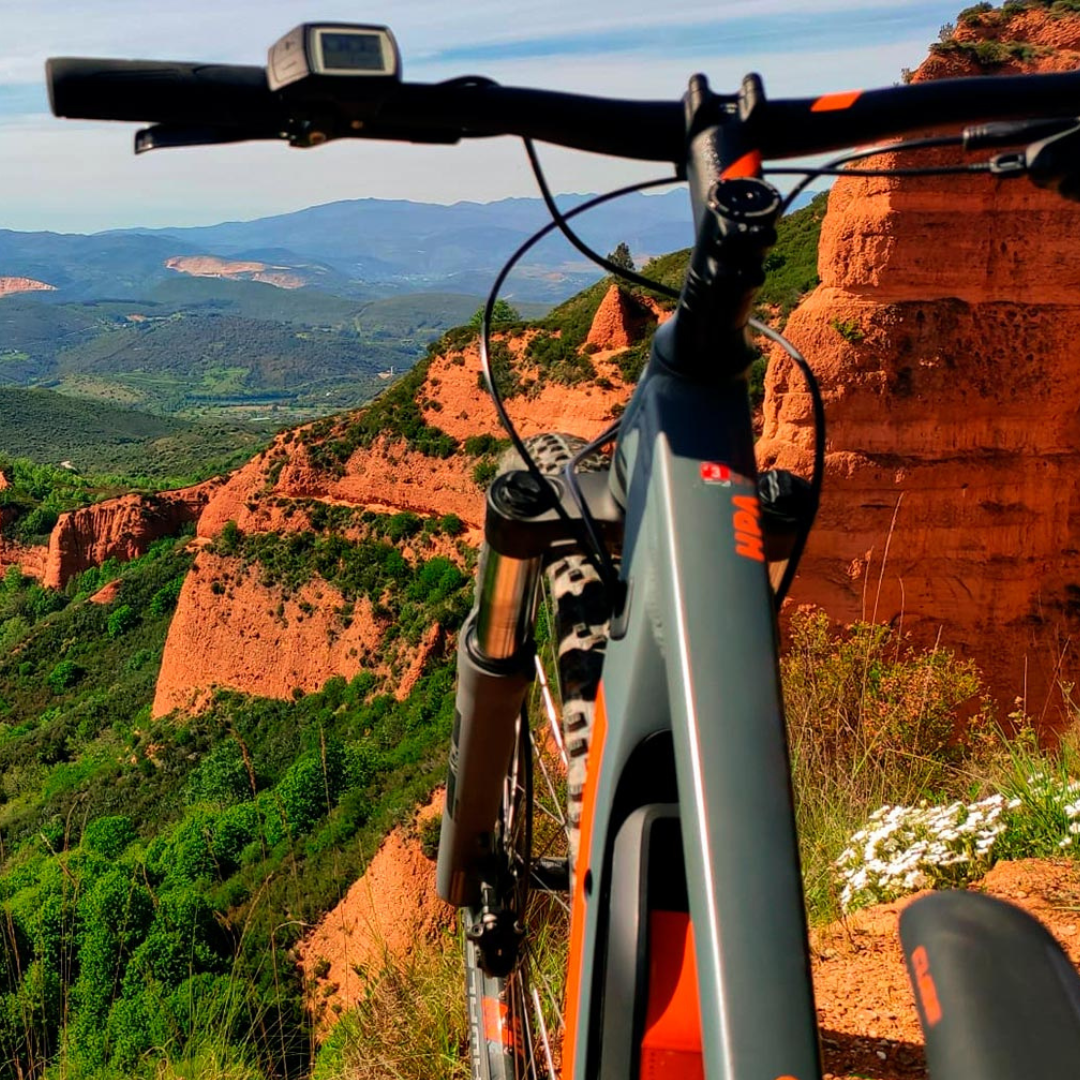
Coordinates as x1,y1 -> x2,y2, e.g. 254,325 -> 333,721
436,475 -> 548,915
436,469 -> 621,940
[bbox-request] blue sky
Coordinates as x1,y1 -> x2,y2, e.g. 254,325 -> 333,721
0,0 -> 962,232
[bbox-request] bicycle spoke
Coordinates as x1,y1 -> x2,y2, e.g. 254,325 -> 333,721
531,984 -> 559,1080
534,652 -> 566,765
534,751 -> 567,829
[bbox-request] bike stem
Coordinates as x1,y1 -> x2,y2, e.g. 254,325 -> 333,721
656,74 -> 781,383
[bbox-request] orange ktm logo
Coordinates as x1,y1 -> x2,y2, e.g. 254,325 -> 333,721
732,495 -> 765,562
910,945 -> 943,1027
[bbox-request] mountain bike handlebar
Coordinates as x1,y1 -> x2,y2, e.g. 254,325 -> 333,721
46,56 -> 1080,164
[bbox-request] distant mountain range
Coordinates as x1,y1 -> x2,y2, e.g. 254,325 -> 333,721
0,189 -> 822,305
0,188 -> 824,460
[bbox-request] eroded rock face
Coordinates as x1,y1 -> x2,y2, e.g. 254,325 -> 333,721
154,334 -> 634,715
43,481 -> 220,590
164,256 -> 308,289
587,285 -> 652,350
0,539 -> 47,581
0,277 -> 55,297
298,793 -> 449,1036
758,9 -> 1080,720
152,551 -> 388,716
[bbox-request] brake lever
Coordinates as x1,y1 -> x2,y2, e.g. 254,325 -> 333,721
1025,122 -> 1080,201
135,124 -> 283,153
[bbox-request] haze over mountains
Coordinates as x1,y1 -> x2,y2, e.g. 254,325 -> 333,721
2,190 -> 697,304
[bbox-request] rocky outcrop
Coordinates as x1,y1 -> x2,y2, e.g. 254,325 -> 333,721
43,480 -> 221,590
298,793 -> 448,1035
586,285 -> 653,349
88,580 -> 123,606
165,256 -> 308,289
758,8 -> 1080,721
152,552 -> 388,715
196,337 -> 630,540
0,277 -> 55,297
155,331 -> 635,714
0,539 -> 47,581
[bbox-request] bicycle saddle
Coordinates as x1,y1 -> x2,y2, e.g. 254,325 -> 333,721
900,889 -> 1080,1077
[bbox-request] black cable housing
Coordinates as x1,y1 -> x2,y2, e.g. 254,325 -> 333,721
478,173 -> 680,598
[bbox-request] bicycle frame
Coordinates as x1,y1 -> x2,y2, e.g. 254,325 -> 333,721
565,382 -> 814,1079
42,29 -> 1080,1080
437,81 -> 821,1080
562,127 -> 816,1080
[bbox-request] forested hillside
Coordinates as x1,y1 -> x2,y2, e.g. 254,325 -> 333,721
0,286 -> 495,421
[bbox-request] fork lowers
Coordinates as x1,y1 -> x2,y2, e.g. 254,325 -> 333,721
665,175 -> 781,381
436,471 -> 550,910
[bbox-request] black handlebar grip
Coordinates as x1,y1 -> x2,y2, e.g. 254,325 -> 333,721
47,58 -> 282,127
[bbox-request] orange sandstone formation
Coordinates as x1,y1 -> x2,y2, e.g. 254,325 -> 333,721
155,310 -> 634,714
151,552 -> 387,715
586,285 -> 653,350
43,480 -> 220,590
164,255 -> 309,289
758,8 -> 1080,720
0,539 -> 47,581
298,793 -> 449,1035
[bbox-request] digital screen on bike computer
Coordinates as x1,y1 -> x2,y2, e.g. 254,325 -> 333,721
316,30 -> 390,74
315,31 -> 388,72
267,24 -> 400,91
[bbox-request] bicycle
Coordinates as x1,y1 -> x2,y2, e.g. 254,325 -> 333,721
46,24 -> 1080,1079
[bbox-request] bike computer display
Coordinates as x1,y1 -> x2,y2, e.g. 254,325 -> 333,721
267,24 -> 400,92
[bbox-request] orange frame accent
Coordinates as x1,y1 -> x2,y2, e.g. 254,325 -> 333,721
910,945 -> 943,1026
810,90 -> 862,112
562,682 -> 609,1074
720,150 -> 762,179
640,910 -> 704,1080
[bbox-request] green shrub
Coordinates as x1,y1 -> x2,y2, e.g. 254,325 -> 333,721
11,506 -> 59,543
471,460 -> 498,489
149,573 -> 186,615
479,340 -> 523,399
46,659 -> 83,693
106,603 -> 138,638
418,814 -> 441,860
829,317 -> 865,343
210,802 -> 261,867
525,331 -> 595,386
218,519 -> 242,555
462,434 -> 503,457
26,586 -> 67,621
82,815 -> 137,859
958,1 -> 994,21
276,742 -> 349,836
186,740 -> 253,808
386,512 -> 423,543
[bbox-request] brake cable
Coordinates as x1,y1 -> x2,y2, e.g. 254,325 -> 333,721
509,129 -> 1036,611
748,319 -> 825,608
521,139 -> 829,605
776,134 -> 966,213
479,174 -> 680,599
523,138 -> 680,301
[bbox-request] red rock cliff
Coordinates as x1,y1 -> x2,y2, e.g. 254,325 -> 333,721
758,7 -> 1080,720
0,278 -> 55,297
43,481 -> 221,590
154,317 -> 635,716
